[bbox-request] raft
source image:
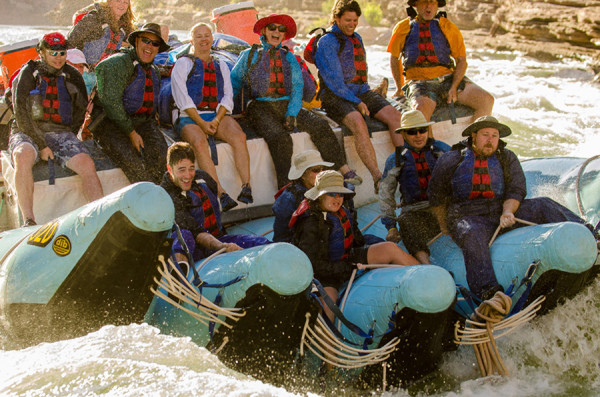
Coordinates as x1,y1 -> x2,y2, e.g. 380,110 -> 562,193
0,182 -> 174,346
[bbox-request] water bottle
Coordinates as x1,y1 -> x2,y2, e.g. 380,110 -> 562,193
29,89 -> 44,121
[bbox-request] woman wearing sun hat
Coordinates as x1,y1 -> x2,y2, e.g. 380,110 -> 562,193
230,14 -> 358,189
290,170 -> 419,321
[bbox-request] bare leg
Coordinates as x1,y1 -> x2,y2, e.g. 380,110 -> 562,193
12,144 -> 37,222
457,82 -> 495,120
367,241 -> 419,266
321,286 -> 339,323
341,111 -> 382,182
66,153 -> 104,202
215,116 -> 251,186
413,95 -> 437,138
181,124 -> 225,194
373,104 -> 403,147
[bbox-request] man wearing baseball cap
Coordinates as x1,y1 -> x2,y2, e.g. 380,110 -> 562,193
9,32 -> 104,227
92,23 -> 169,184
387,0 -> 494,124
378,110 -> 450,263
428,115 -> 593,300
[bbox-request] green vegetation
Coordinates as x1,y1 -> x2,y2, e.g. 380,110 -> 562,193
363,2 -> 382,26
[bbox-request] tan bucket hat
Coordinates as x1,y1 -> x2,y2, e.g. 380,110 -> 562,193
288,150 -> 334,180
394,109 -> 435,133
305,170 -> 355,201
461,115 -> 512,137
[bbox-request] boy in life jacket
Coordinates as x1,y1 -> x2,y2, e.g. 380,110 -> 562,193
230,14 -> 358,189
387,0 -> 494,123
93,23 -> 169,184
378,110 -> 449,263
314,0 -> 405,194
9,32 -> 104,227
291,170 -> 419,321
161,142 -> 270,269
428,116 -> 593,300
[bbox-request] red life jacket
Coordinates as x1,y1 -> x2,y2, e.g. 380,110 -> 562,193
41,76 -> 63,124
134,67 -> 155,116
412,151 -> 433,201
190,189 -> 220,237
265,49 -> 286,97
98,29 -> 123,63
468,156 -> 496,200
333,207 -> 354,260
196,60 -> 219,111
348,36 -> 367,85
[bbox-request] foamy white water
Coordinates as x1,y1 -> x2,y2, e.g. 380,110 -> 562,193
1,24 -> 599,396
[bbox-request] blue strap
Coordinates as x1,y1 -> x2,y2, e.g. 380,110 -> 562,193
312,279 -> 373,342
456,284 -> 481,318
208,136 -> 218,165
208,288 -> 224,350
48,159 -> 55,185
172,223 -> 203,286
508,260 -> 539,315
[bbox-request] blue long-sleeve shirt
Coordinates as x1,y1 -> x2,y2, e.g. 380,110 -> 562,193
314,24 -> 371,104
230,36 -> 303,117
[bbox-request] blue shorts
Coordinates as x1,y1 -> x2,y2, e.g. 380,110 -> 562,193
403,74 -> 471,106
8,131 -> 89,168
173,113 -> 216,138
321,89 -> 391,125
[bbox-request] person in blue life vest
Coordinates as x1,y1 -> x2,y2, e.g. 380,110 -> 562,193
315,0 -> 405,193
230,14 -> 358,189
428,116 -> 594,300
68,0 -> 135,68
387,0 -> 494,123
291,170 -> 419,321
379,110 -> 449,263
161,142 -> 270,271
9,32 -> 104,227
171,22 -> 253,212
92,23 -> 169,184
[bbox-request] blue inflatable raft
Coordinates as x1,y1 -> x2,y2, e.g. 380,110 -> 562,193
0,182 -> 174,346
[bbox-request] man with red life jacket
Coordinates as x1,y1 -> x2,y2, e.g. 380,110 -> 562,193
315,0 -> 404,193
387,0 -> 494,122
9,32 -> 104,227
378,110 -> 449,263
230,14 -> 358,189
161,142 -> 270,267
428,116 -> 592,300
93,23 -> 169,184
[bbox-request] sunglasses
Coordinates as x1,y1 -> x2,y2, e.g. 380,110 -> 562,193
326,192 -> 344,198
48,50 -> 66,57
139,37 -> 161,47
266,23 -> 287,33
405,128 -> 428,136
308,166 -> 325,174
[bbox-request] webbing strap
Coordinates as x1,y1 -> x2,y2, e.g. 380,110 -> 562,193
208,289 -> 224,350
172,223 -> 202,285
48,159 -> 55,185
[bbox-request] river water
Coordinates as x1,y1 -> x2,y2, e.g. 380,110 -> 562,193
1,24 -> 600,397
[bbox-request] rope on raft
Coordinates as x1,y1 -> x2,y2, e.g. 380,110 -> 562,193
575,154 -> 600,217
454,292 -> 545,377
150,255 -> 246,328
489,218 -> 538,247
299,312 -> 400,369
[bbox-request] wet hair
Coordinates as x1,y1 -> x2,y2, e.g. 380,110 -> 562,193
167,142 -> 195,168
330,0 -> 362,25
190,22 -> 213,36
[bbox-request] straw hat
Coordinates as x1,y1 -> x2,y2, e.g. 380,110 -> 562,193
394,109 -> 435,133
305,170 -> 355,201
461,115 -> 512,137
288,150 -> 333,180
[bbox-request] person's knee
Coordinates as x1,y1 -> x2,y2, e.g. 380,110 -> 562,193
12,145 -> 36,168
